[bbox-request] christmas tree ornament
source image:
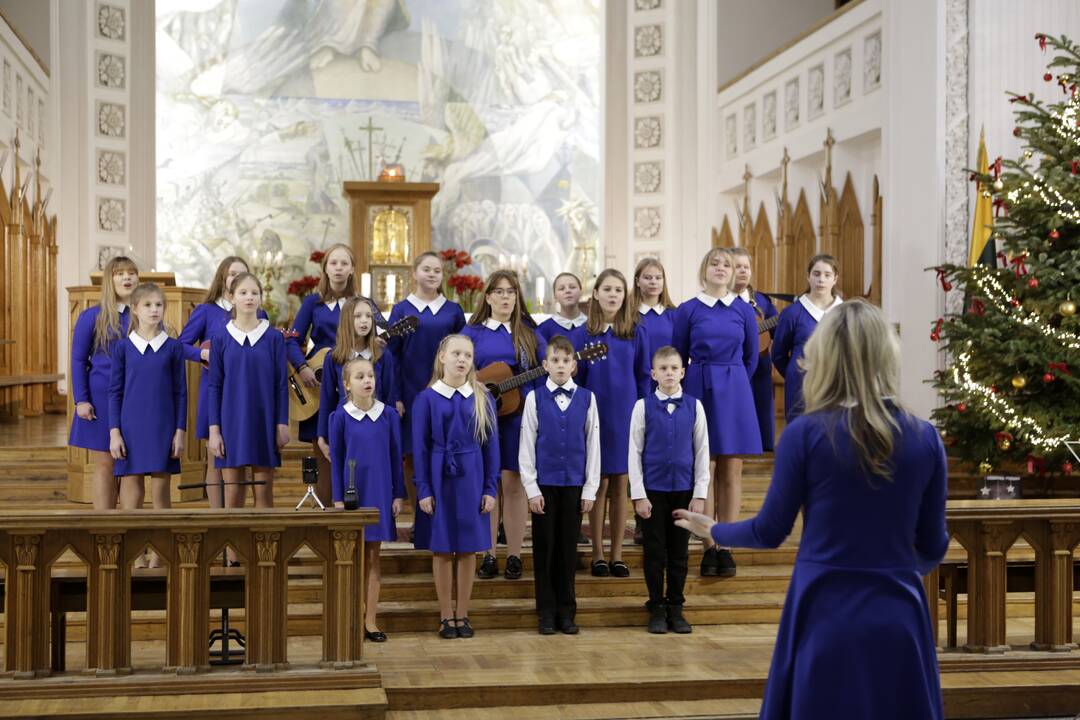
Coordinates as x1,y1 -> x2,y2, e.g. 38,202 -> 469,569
993,178 -> 1004,191
1050,228 -> 1060,240
1009,296 -> 1021,308
1045,72 -> 1054,81
930,318 -> 944,342
1028,276 -> 1039,289
1044,372 -> 1056,383
995,432 -> 1013,451
1024,150 -> 1033,159
956,402 -> 967,413
981,190 -> 992,199
1060,300 -> 1076,316
978,461 -> 993,475
1011,374 -> 1027,389
1013,127 -> 1022,137
1037,33 -> 1048,51
1072,160 -> 1079,175
1064,461 -> 1074,475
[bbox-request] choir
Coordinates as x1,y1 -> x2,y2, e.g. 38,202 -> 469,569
68,248 -> 845,637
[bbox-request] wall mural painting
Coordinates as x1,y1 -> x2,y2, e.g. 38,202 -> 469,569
156,0 -> 601,307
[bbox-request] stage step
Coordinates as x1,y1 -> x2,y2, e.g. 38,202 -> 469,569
384,699 -> 761,720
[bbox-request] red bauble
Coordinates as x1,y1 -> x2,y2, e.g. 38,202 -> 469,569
1013,127 -> 1023,137
1009,297 -> 1021,307
956,402 -> 967,413
1044,372 -> 1056,383
1064,462 -> 1074,475
1045,72 -> 1054,81
990,385 -> 1000,394
1050,228 -> 1060,239
1028,277 -> 1040,289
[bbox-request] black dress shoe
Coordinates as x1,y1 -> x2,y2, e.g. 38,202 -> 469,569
647,604 -> 668,634
716,548 -> 737,578
666,605 -> 692,634
364,628 -> 388,643
538,618 -> 557,635
477,553 -> 498,579
504,554 -> 523,580
610,560 -> 630,578
700,547 -> 720,577
456,617 -> 474,639
590,559 -> 610,577
439,619 -> 457,639
559,618 -> 579,635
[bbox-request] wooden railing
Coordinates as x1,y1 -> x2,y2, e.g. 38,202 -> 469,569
0,509 -> 379,697
928,499 -> 1080,654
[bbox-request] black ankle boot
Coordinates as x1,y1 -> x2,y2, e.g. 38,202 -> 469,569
667,604 -> 692,634
647,603 -> 668,634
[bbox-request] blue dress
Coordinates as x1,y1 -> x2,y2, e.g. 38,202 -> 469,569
329,401 -> 406,542
108,334 -> 188,476
411,384 -> 500,553
387,295 -> 466,455
637,305 -> 675,362
286,294 -> 343,443
536,314 -> 586,343
69,305 -> 130,452
672,294 -> 761,456
570,323 -> 651,475
772,297 -> 841,422
746,291 -> 779,451
317,349 -> 398,441
461,321 -> 547,474
208,321 -> 288,468
710,409 -> 948,720
177,300 -> 267,439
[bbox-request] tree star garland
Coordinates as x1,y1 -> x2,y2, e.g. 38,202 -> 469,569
952,350 -> 1074,451
969,266 -> 1080,349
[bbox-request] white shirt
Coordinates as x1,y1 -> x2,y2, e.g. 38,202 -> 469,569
129,331 -> 169,354
215,297 -> 234,312
324,298 -> 341,311
638,303 -> 666,315
695,292 -> 737,308
116,303 -> 128,314
225,318 -> 270,346
518,378 -> 601,502
350,348 -> 373,360
550,312 -> 587,330
342,400 -> 385,422
406,293 -> 447,315
431,379 -> 474,398
798,294 -> 843,322
628,387 -> 711,501
483,317 -> 513,334
737,289 -> 752,304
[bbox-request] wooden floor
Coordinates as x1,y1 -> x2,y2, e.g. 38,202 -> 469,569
3,413 -> 1080,719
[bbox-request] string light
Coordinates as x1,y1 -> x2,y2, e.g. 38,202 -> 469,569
1009,175 -> 1080,222
968,266 -> 1080,349
952,350 -> 1073,451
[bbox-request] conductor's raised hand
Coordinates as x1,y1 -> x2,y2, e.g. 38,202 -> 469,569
480,494 -> 496,514
419,496 -> 435,515
672,509 -> 716,541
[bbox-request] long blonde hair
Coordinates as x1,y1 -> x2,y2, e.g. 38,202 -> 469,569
93,255 -> 139,352
586,268 -> 638,339
203,256 -> 249,304
127,283 -> 170,337
801,299 -> 907,480
469,269 -> 539,368
631,258 -> 676,311
316,243 -> 357,302
697,247 -> 736,291
332,296 -> 383,365
429,334 -> 494,443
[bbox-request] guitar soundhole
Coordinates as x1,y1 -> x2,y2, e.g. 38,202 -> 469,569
314,368 -> 323,382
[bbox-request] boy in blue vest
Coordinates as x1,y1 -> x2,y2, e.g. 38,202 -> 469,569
519,335 -> 601,635
629,345 -> 710,634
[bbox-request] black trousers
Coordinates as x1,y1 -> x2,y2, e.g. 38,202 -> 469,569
532,484 -> 583,621
641,489 -> 692,608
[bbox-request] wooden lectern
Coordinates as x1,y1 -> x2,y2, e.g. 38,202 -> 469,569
66,272 -> 205,503
343,181 -> 439,308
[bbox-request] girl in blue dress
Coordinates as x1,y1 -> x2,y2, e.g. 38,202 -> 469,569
287,242 -> 356,505
329,356 -> 405,643
731,248 -> 780,451
536,272 -> 587,342
672,248 -> 760,579
317,296 -> 399,461
675,300 -> 947,720
462,270 -> 546,581
772,254 -> 842,423
570,269 -> 650,578
208,273 -> 289,513
69,255 -> 139,510
632,257 -> 676,360
177,255 -> 261,510
411,334 -> 499,639
108,283 -> 187,567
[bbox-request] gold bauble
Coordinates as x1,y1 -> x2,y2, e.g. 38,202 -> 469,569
981,190 -> 992,199
1011,374 -> 1027,389
993,178 -> 1004,191
1024,150 -> 1034,159
1060,300 -> 1077,317
978,461 -> 993,475
999,437 -> 1012,451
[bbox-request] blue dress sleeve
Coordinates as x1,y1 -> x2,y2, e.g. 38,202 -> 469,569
208,335 -> 225,428
329,411 -> 345,503
481,397 -> 500,497
451,304 -> 467,334
317,353 -> 338,441
711,416 -> 808,549
915,423 -> 950,574
771,307 -> 796,378
377,350 -> 398,406
568,326 -> 588,387
411,392 -> 433,501
741,302 -> 760,378
386,303 -> 405,402
274,332 -> 289,426
388,412 -> 405,499
177,304 -> 208,363
70,308 -> 97,405
107,341 -> 126,431
671,302 -> 691,366
287,294 -> 316,369
173,342 -> 188,431
633,324 -> 651,399
530,330 -> 548,391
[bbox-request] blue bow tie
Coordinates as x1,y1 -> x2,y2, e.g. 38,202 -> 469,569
661,395 -> 683,406
552,386 -> 573,398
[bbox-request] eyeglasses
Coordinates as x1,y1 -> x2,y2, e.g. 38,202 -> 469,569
489,288 -> 517,298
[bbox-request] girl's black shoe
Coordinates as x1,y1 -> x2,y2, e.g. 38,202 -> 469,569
456,617 -> 474,639
610,560 -> 630,578
590,559 -> 610,577
364,628 -> 388,643
439,619 -> 457,639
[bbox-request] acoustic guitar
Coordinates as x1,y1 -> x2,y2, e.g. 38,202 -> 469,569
756,314 -> 781,353
287,314 -> 419,422
476,343 -> 608,417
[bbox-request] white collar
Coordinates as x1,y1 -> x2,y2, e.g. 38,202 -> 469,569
343,400 -> 385,422
696,292 -> 737,308
638,303 -> 666,316
602,322 -> 613,332
226,318 -> 271,346
350,347 -> 373,360
406,293 -> 447,314
551,313 -> 587,330
545,378 -> 577,393
129,331 -> 169,354
799,294 -> 843,322
483,317 -> 513,334
655,387 -> 683,401
431,379 -> 474,398
215,297 -> 234,312
116,303 -> 128,314
324,298 -> 341,311
737,289 -> 752,303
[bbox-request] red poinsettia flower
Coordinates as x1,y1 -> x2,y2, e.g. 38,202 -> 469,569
288,275 -> 320,297
309,250 -> 325,264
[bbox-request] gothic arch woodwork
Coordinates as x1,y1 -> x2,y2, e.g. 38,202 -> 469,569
749,203 -> 776,293
868,175 -> 883,305
714,217 -> 734,248
783,190 -> 816,294
836,172 -> 865,300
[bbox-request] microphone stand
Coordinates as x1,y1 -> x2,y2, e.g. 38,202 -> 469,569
344,459 -> 358,510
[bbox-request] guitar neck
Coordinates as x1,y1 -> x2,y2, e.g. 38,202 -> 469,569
758,315 -> 781,333
498,365 -> 548,393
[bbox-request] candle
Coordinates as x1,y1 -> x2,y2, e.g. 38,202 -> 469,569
535,277 -> 545,308
498,253 -> 507,268
521,254 -> 529,272
361,272 -> 372,298
386,273 -> 396,304
264,251 -> 272,265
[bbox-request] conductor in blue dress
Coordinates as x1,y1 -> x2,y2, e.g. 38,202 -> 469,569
675,299 -> 948,720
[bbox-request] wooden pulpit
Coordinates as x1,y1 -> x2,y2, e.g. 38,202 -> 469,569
66,272 -> 205,503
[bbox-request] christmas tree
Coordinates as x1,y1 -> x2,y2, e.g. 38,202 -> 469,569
931,33 -> 1080,477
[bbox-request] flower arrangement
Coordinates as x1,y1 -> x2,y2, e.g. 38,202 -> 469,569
287,275 -> 319,297
439,247 -> 484,311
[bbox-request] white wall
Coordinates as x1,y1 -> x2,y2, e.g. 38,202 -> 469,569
0,0 -> 49,71
717,0 -> 836,89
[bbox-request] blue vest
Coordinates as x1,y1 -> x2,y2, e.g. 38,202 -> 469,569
534,385 -> 592,487
642,393 -> 697,493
